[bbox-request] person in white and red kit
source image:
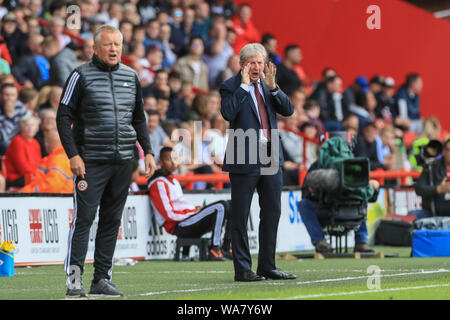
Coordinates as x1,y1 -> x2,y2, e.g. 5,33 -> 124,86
148,147 -> 232,261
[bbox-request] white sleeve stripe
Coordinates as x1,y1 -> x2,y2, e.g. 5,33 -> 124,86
61,72 -> 80,105
156,181 -> 194,221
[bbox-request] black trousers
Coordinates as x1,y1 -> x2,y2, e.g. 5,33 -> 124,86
229,169 -> 283,274
65,161 -> 134,283
174,200 -> 232,251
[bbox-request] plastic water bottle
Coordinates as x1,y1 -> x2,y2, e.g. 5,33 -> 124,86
113,258 -> 137,266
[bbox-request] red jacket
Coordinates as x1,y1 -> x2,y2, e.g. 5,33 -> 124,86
5,134 -> 41,183
232,16 -> 261,53
148,172 -> 198,234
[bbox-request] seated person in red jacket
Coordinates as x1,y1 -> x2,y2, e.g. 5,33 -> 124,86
4,114 -> 41,189
148,147 -> 232,261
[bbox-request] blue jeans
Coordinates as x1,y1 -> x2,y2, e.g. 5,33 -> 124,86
299,198 -> 368,244
409,209 -> 431,220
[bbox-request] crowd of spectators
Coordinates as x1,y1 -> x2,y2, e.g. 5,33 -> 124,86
0,0 -> 448,194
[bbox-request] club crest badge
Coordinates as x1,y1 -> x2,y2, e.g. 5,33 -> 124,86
77,180 -> 88,191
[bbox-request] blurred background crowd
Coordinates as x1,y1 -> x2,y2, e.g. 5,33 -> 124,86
0,0 -> 448,193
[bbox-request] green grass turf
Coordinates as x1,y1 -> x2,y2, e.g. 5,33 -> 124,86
0,246 -> 449,300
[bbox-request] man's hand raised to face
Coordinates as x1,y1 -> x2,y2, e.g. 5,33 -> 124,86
262,62 -> 277,91
241,63 -> 251,86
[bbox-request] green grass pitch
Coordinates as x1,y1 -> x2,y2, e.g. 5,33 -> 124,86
1,246 -> 449,300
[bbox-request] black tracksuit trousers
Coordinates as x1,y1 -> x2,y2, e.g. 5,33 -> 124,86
65,161 -> 134,283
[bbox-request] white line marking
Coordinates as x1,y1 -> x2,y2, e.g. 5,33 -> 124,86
287,283 -> 450,299
139,287 -> 223,296
295,269 -> 450,285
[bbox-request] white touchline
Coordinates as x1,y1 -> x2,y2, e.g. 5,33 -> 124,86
286,283 -> 450,299
294,269 -> 450,285
139,287 -> 221,296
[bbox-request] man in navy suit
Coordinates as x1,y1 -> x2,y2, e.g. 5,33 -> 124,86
220,43 -> 296,281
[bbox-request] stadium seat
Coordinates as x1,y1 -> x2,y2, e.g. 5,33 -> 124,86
173,238 -> 209,261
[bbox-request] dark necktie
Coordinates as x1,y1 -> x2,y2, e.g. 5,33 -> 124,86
253,82 -> 271,140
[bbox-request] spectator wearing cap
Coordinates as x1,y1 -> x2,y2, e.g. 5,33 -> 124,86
374,76 -> 397,124
231,3 -> 261,53
0,12 -> 28,64
175,36 -> 209,92
342,75 -> 369,107
394,73 -> 423,133
276,44 -> 303,97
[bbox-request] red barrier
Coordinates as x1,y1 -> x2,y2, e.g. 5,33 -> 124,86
138,169 -> 421,190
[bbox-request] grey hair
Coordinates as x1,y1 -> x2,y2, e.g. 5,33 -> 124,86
93,24 -> 123,45
239,43 -> 267,64
19,114 -> 40,131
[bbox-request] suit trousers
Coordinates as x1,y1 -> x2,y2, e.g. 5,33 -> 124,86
65,161 -> 134,283
229,168 -> 283,274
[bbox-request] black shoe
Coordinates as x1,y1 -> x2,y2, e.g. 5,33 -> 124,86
354,243 -> 375,253
234,270 -> 266,282
314,239 -> 333,254
66,287 -> 87,298
89,279 -> 123,297
257,269 -> 297,280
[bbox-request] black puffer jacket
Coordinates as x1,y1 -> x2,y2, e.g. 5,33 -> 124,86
57,54 -> 153,163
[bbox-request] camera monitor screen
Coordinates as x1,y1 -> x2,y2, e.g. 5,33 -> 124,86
342,158 -> 369,188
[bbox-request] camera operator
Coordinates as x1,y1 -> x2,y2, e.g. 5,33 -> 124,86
412,137 -> 450,218
299,133 -> 380,254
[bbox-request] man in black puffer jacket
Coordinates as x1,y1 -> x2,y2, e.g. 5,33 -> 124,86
57,25 -> 156,298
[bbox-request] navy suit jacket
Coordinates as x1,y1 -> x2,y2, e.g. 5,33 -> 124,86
219,72 -> 294,174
